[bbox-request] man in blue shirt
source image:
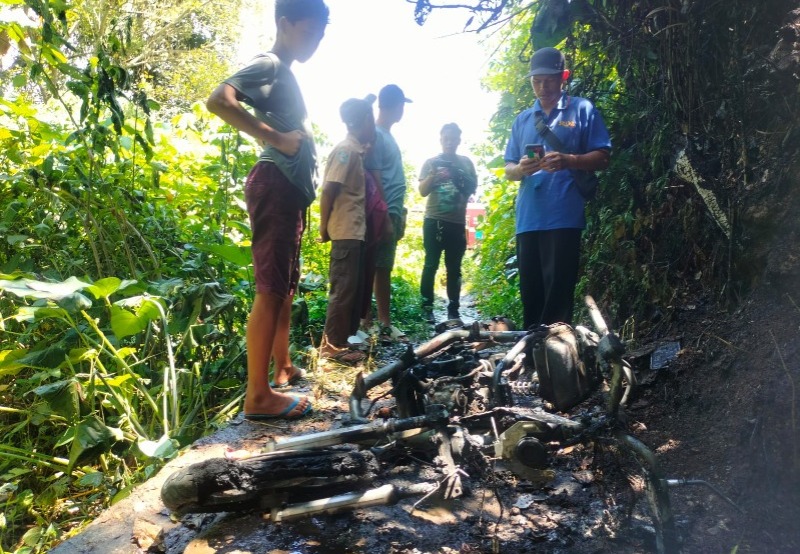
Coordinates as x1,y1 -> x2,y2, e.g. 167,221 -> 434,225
504,47 -> 611,328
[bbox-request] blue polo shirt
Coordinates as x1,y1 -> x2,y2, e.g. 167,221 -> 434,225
504,92 -> 611,233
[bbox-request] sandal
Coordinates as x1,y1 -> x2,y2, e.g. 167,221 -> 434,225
244,395 -> 313,421
269,366 -> 307,389
320,347 -> 367,366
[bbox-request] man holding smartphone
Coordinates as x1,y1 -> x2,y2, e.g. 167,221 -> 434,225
504,47 -> 611,329
418,123 -> 478,322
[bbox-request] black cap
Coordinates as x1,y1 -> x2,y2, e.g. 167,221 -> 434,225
378,84 -> 413,108
527,47 -> 565,76
340,95 -> 376,127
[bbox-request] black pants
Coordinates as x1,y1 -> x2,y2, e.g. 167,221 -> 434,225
516,229 -> 581,329
420,218 -> 467,312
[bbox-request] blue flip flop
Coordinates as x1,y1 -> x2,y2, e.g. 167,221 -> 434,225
244,395 -> 313,421
269,367 -> 307,389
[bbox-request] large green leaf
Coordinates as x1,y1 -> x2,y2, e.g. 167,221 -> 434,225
171,281 -> 235,333
137,435 -> 178,459
109,305 -> 146,338
0,276 -> 90,301
85,277 -> 123,300
16,344 -> 68,370
33,379 -> 83,423
0,349 -> 27,377
56,292 -> 93,313
67,416 -> 121,473
195,242 -> 252,267
110,296 -> 165,339
95,278 -> 139,298
149,278 -> 184,296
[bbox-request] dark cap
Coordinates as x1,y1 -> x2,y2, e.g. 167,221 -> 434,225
378,84 -> 413,108
527,47 -> 565,76
340,95 -> 376,127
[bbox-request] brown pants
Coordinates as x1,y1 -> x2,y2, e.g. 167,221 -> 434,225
322,239 -> 365,349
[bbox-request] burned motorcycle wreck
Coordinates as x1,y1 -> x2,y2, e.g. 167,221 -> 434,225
160,297 -> 680,553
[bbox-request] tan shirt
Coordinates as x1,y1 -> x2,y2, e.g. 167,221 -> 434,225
323,136 -> 367,241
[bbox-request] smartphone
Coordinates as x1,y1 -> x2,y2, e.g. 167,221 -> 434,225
525,144 -> 544,160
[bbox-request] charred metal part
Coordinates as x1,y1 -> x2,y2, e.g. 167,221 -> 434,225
514,437 -> 549,469
585,295 -> 622,361
268,482 -> 437,522
440,468 -> 465,500
433,429 -> 462,499
160,449 -> 379,515
598,333 -> 626,362
581,296 -> 634,418
620,359 -> 637,406
484,316 -> 516,331
428,382 -> 469,414
493,421 -> 556,483
429,354 -> 467,375
490,332 -> 543,407
264,412 -> 446,452
508,379 -> 538,396
348,330 -> 528,422
665,478 -> 744,513
585,295 -> 609,335
615,431 -> 679,554
458,406 -> 582,441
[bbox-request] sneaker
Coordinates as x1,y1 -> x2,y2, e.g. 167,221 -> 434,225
422,305 -> 435,323
379,325 -> 408,343
347,329 -> 370,346
447,308 -> 461,320
360,323 -> 381,337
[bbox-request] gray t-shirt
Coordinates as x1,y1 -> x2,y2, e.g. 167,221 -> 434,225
364,126 -> 405,217
224,53 -> 317,206
419,154 -> 477,225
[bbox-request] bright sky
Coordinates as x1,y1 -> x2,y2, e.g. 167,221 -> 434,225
238,0 -> 500,171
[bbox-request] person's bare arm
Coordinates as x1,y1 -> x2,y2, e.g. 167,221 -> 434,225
206,83 -> 305,156
418,170 -> 437,197
505,154 -> 543,181
538,149 -> 610,173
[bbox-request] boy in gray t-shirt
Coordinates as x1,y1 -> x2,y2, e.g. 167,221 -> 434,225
206,0 -> 329,421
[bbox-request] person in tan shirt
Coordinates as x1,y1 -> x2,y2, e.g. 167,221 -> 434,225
319,96 -> 376,364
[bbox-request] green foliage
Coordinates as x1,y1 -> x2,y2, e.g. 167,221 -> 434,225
470,171 -> 523,324
472,0 -> 799,330
0,273 -> 247,550
0,3 -> 260,549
